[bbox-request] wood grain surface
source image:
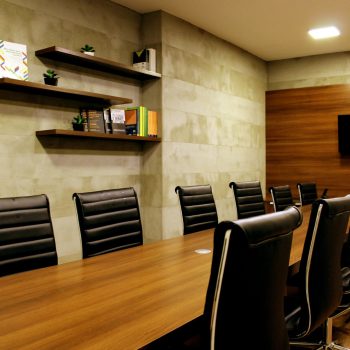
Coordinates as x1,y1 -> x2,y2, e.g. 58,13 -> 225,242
266,84 -> 350,200
0,215 -> 309,350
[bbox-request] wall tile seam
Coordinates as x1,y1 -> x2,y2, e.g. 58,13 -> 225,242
163,43 -> 266,80
266,78 -> 350,91
267,70 -> 350,82
163,109 -> 265,126
158,139 -> 223,146
161,73 -> 267,101
160,139 -> 264,148
159,13 -> 266,73
162,79 -> 266,107
10,1 -> 142,40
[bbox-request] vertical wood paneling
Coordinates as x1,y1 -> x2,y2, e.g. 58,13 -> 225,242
266,84 -> 350,199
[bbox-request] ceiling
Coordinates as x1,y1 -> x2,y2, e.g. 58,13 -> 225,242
113,0 -> 350,61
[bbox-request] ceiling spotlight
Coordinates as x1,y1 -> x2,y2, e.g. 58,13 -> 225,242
308,26 -> 340,39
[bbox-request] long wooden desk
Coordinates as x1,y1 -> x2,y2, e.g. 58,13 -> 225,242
0,208 -> 310,350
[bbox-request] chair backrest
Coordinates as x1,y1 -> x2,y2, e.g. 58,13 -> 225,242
229,180 -> 266,219
270,185 -> 294,212
293,197 -> 350,337
175,185 -> 218,235
297,182 -> 318,205
73,187 -> 143,258
0,194 -> 57,277
203,206 -> 302,350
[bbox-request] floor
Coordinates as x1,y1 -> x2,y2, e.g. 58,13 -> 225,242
289,313 -> 350,348
333,314 -> 350,347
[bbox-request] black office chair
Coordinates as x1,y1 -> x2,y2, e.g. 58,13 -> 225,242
229,180 -> 266,219
73,187 -> 143,258
297,182 -> 318,205
199,206 -> 302,350
0,194 -> 57,277
175,185 -> 218,235
285,196 -> 350,349
327,226 -> 350,347
270,185 -> 295,212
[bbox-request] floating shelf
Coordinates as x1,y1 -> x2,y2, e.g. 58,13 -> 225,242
36,129 -> 161,142
0,78 -> 132,106
35,46 -> 161,80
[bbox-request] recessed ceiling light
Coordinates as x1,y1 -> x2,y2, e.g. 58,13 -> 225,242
308,26 -> 340,39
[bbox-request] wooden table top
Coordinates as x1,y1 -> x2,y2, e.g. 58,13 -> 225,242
0,207 -> 310,350
289,205 -> 311,266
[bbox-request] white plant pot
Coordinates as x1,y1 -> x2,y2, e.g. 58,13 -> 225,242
82,51 -> 94,56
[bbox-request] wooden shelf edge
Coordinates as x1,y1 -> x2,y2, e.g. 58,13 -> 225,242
35,46 -> 161,80
36,129 -> 161,142
0,78 -> 132,105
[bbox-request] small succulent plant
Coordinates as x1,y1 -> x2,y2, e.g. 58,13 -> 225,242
43,69 -> 59,79
80,44 -> 95,52
72,114 -> 86,124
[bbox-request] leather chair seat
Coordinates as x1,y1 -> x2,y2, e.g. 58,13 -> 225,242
284,197 -> 350,348
229,180 -> 266,219
0,194 -> 57,277
270,185 -> 295,212
73,187 -> 143,258
297,182 -> 318,205
175,185 -> 218,235
200,206 -> 302,350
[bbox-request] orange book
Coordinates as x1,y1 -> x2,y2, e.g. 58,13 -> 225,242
125,109 -> 138,135
148,110 -> 158,137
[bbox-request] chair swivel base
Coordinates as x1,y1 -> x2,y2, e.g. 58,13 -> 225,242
290,340 -> 350,350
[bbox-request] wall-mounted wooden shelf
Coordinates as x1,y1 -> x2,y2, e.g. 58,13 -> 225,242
0,78 -> 132,106
36,129 -> 161,142
35,46 -> 161,80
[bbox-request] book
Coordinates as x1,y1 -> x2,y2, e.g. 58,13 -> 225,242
81,109 -> 105,133
148,110 -> 158,137
110,108 -> 126,134
147,48 -> 156,72
125,108 -> 138,135
141,106 -> 148,137
0,40 -> 28,80
132,49 -> 148,70
103,109 -> 112,134
124,106 -> 158,137
132,48 -> 156,71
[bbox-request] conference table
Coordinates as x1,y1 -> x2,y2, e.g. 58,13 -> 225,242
0,207 -> 310,350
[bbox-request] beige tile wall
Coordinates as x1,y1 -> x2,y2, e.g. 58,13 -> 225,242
0,2 -> 267,261
1,0 -> 143,263
158,13 -> 267,237
268,52 -> 350,90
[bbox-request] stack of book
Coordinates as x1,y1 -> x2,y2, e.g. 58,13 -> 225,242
78,107 -> 158,138
80,109 -> 105,133
125,106 -> 158,137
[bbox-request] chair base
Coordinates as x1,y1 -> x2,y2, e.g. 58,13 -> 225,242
290,340 -> 323,349
289,315 -> 350,350
326,304 -> 350,350
290,342 -> 350,350
327,343 -> 350,350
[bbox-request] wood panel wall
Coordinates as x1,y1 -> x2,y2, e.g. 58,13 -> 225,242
266,84 -> 350,200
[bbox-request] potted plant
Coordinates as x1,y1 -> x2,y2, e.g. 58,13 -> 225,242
72,114 -> 87,131
80,44 -> 95,56
43,69 -> 59,86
